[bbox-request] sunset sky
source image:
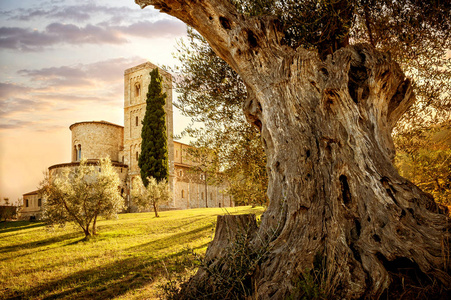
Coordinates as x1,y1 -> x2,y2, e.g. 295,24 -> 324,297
0,0 -> 191,203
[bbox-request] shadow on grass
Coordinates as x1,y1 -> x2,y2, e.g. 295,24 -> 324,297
0,221 -> 45,234
0,231 -> 82,254
3,233 -> 211,300
126,223 -> 215,254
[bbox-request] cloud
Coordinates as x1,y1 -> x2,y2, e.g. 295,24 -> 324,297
19,57 -> 145,87
46,22 -> 126,44
7,3 -> 133,22
0,19 -> 186,51
5,3 -> 161,24
0,27 -> 60,51
0,83 -> 31,98
1,57 -> 145,120
18,66 -> 90,87
34,93 -> 114,104
0,97 -> 51,118
114,20 -> 186,39
80,57 -> 150,82
0,118 -> 37,130
0,23 -> 127,51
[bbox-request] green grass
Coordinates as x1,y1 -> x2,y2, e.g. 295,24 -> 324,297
0,206 -> 265,300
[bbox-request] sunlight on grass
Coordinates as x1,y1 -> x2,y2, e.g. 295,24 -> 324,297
0,206 -> 264,300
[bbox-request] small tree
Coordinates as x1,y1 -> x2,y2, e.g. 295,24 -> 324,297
131,176 -> 171,217
41,158 -> 124,237
0,206 -> 17,222
139,68 -> 169,187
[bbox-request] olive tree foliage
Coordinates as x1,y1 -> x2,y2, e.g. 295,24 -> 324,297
131,176 -> 171,218
40,158 -> 124,237
396,122 -> 451,206
136,0 -> 450,298
171,28 -> 268,206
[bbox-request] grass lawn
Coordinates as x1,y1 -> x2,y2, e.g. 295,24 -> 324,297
0,206 -> 264,300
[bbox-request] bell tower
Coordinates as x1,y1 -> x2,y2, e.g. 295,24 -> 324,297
121,62 -> 174,191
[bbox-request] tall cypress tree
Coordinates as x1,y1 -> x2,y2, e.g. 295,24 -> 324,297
139,68 -> 169,186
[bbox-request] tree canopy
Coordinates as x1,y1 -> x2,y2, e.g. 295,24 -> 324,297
131,176 -> 171,217
41,158 -> 124,237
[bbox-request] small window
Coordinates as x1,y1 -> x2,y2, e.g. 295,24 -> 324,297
179,170 -> 183,177
78,144 -> 81,161
38,199 -> 42,207
25,199 -> 29,207
201,192 -> 204,200
135,83 -> 140,97
136,152 -> 139,161
181,190 -> 184,198
200,174 -> 205,180
121,168 -> 123,173
136,116 -> 139,126
122,156 -> 124,163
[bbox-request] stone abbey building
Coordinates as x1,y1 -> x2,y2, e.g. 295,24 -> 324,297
21,62 -> 233,219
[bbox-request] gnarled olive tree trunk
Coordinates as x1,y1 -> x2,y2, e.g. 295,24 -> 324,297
246,44 -> 450,299
136,1 -> 450,298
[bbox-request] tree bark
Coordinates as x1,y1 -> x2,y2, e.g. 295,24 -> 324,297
136,1 -> 450,298
83,227 -> 91,238
92,215 -> 97,235
153,201 -> 159,217
245,44 -> 451,298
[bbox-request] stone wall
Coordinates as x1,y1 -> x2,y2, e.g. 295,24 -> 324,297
70,121 -> 124,162
21,190 -> 42,220
171,164 -> 234,210
49,161 -> 128,190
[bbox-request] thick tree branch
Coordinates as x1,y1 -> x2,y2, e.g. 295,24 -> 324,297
135,0 -> 283,79
136,0 -> 242,68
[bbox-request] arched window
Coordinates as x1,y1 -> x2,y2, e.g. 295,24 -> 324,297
25,199 -> 29,207
136,116 -> 139,126
74,146 -> 77,161
179,170 -> 183,177
78,145 -> 81,161
181,190 -> 184,198
201,192 -> 204,200
122,156 -> 124,163
136,151 -> 139,161
135,83 -> 140,97
38,199 -> 42,207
